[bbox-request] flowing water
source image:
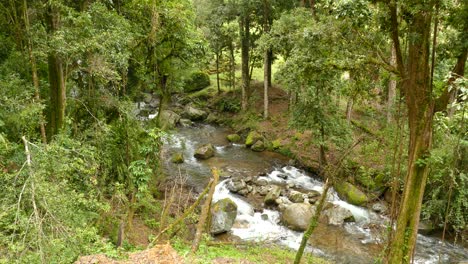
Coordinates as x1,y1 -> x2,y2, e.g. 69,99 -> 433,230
162,124 -> 468,264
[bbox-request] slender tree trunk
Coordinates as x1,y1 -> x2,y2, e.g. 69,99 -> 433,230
387,44 -> 397,123
240,15 -> 250,111
230,43 -> 236,90
263,0 -> 272,119
386,5 -> 435,263
309,0 -> 316,17
294,181 -> 330,264
216,52 -> 221,94
191,168 -> 219,253
263,49 -> 271,119
46,5 -> 66,138
23,0 -> 46,143
345,97 -> 353,124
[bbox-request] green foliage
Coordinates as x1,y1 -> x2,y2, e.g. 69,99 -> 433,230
215,97 -> 241,113
0,136 -> 112,263
422,108 -> 467,234
184,72 -> 211,92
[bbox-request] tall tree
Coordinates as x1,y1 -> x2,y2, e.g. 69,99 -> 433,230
384,0 -> 467,262
45,1 -> 66,137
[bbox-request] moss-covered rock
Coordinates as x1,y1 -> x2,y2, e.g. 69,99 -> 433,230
171,152 -> 184,164
194,144 -> 215,159
227,134 -> 241,143
334,181 -> 369,206
245,131 -> 263,147
210,198 -> 238,235
184,72 -> 210,93
251,140 -> 265,152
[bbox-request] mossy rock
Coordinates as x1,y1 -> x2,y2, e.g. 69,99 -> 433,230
251,140 -> 266,152
227,134 -> 241,143
194,144 -> 215,159
184,72 -> 210,93
245,131 -> 263,147
171,153 -> 184,164
334,181 -> 369,206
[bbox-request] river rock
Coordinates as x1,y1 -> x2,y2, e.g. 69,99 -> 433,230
334,181 -> 369,206
251,140 -> 266,152
307,190 -> 321,203
210,198 -> 238,235
227,134 -> 241,143
194,144 -> 215,159
323,204 -> 355,226
255,178 -> 269,186
371,202 -> 388,214
227,179 -> 247,193
179,118 -> 193,127
171,152 -> 184,164
264,185 -> 282,205
245,131 -> 263,147
277,173 -> 288,180
159,110 -> 180,129
281,203 -> 315,231
289,191 -> 305,203
183,104 -> 208,121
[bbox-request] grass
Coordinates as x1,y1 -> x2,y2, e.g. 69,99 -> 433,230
172,238 -> 331,264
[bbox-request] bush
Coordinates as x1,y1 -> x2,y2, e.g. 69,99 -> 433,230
184,72 -> 211,93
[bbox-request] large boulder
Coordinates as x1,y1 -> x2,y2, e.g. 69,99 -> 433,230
210,198 -> 238,235
159,110 -> 180,129
245,131 -> 263,147
334,181 -> 369,206
194,144 -> 215,159
184,72 -> 211,93
183,104 -> 208,121
251,140 -> 266,152
323,204 -> 355,226
281,203 -> 315,231
264,185 -> 282,205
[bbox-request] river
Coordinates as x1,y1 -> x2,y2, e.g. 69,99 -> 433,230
161,123 -> 468,264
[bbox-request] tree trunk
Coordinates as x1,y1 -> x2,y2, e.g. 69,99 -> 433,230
263,0 -> 272,119
294,180 -> 330,264
229,43 -> 236,90
216,52 -> 221,94
345,97 -> 353,124
23,0 -> 47,143
46,5 -> 66,138
263,48 -> 271,119
191,168 -> 219,253
240,15 -> 250,111
387,44 -> 397,123
386,5 -> 435,263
